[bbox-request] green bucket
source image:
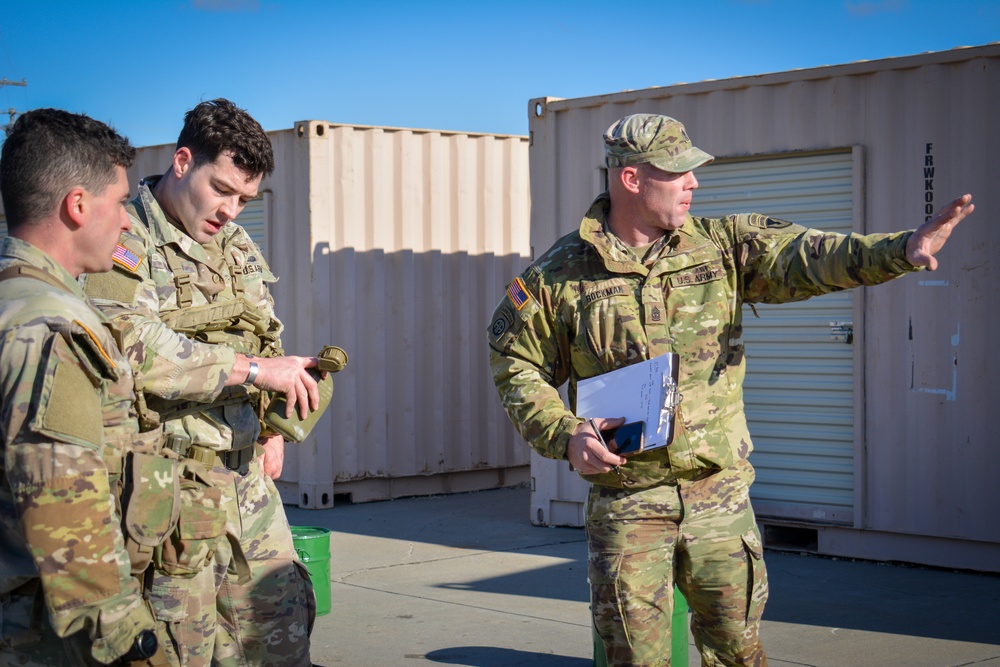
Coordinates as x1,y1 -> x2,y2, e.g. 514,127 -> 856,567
592,585 -> 688,666
290,526 -> 332,616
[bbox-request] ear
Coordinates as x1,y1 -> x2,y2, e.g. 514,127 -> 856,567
61,188 -> 87,229
619,165 -> 641,194
172,147 -> 194,178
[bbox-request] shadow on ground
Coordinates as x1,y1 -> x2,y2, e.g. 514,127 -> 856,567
424,646 -> 591,666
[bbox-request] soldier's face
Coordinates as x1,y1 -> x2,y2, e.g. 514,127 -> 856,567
170,149 -> 262,244
82,165 -> 132,274
636,164 -> 699,231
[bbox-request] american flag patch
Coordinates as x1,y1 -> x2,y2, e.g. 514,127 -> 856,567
112,244 -> 142,272
507,277 -> 531,310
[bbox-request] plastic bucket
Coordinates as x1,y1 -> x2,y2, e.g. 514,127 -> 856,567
593,585 -> 688,666
290,526 -> 332,616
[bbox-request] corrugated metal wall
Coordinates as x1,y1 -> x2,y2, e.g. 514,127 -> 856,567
527,44 -> 1000,571
126,125 -> 532,508
272,122 -> 531,507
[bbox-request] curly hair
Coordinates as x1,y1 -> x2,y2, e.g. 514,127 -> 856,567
177,98 -> 274,179
0,108 -> 135,230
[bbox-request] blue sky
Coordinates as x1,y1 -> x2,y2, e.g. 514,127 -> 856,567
1,0 -> 997,148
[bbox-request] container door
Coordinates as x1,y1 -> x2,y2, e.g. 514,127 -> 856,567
237,196 -> 267,258
693,151 -> 856,525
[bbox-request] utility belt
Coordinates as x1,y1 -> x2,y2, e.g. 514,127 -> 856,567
174,438 -> 262,471
118,446 -> 248,585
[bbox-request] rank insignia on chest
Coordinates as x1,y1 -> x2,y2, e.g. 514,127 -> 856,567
507,277 -> 532,311
112,244 -> 142,272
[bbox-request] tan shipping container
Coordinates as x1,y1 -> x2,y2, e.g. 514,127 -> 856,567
527,44 -> 999,572
126,122 -> 532,508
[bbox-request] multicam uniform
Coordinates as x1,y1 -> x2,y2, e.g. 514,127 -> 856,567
83,177 -> 314,667
0,238 -> 161,666
488,194 -> 921,666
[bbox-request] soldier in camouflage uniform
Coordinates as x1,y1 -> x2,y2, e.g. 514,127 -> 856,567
83,99 -> 320,667
488,114 -> 974,666
0,109 -> 167,665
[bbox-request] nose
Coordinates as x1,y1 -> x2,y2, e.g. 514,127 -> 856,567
120,206 -> 132,232
219,195 -> 241,222
687,172 -> 699,190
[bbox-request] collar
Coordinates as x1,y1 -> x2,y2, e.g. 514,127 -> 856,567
134,175 -> 212,265
0,236 -> 87,298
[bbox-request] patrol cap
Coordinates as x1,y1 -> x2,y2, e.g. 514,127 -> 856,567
604,114 -> 714,173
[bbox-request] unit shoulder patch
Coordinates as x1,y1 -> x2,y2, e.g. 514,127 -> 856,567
746,213 -> 793,230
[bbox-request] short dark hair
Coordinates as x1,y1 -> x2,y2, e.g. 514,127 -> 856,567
1,108 -> 135,230
176,98 -> 274,179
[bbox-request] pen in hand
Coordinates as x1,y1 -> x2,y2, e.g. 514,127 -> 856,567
589,418 -> 621,475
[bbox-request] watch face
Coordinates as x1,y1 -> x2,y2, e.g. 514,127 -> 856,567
137,630 -> 158,658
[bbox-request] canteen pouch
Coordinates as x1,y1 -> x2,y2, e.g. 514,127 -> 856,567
154,459 -> 227,577
263,345 -> 347,443
123,452 -> 181,576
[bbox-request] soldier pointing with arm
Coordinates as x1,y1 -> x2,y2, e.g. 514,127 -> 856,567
488,113 -> 973,666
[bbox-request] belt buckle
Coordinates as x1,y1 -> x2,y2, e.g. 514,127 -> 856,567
224,446 -> 254,472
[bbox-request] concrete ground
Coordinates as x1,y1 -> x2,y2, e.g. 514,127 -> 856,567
286,486 -> 1000,667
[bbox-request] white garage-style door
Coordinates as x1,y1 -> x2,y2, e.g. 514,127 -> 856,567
237,196 -> 267,257
693,150 -> 858,525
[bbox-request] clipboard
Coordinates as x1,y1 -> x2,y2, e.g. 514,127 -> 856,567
575,352 -> 682,451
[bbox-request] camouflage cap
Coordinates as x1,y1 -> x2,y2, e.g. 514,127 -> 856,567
604,114 -> 714,173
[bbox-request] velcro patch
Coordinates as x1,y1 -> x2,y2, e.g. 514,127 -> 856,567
42,360 -> 102,446
83,267 -> 141,304
507,277 -> 532,311
583,279 -> 629,306
669,261 -> 726,288
747,214 -> 792,230
112,244 -> 143,271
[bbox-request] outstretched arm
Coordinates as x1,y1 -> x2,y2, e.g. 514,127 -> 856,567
906,194 -> 975,271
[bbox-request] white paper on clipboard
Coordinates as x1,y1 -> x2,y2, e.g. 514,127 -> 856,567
575,353 -> 678,450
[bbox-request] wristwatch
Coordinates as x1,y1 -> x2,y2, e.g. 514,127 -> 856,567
243,355 -> 259,386
120,629 -> 158,661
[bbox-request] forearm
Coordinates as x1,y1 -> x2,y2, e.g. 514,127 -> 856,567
490,351 -> 581,460
744,225 -> 920,303
123,314 -> 236,401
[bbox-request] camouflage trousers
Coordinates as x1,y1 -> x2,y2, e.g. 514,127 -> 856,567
587,458 -> 768,667
150,454 -> 315,667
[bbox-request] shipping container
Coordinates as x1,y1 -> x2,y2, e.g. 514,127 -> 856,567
527,44 -> 999,572
0,121 -> 533,508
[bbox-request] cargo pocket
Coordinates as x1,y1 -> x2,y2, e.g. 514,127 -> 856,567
123,452 -> 180,575
588,550 -> 630,648
155,459 -> 228,577
293,561 -> 318,636
149,582 -> 197,667
741,527 -> 768,625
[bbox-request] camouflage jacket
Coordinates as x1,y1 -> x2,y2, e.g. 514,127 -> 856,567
488,193 -> 920,489
84,176 -> 282,453
0,238 -> 157,661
